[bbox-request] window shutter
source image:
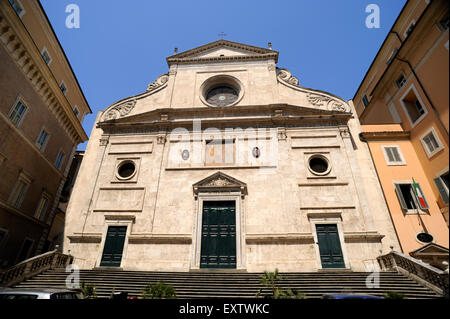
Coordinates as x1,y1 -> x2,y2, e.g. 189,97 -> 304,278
434,177 -> 449,205
394,184 -> 408,210
385,147 -> 395,162
391,147 -> 402,162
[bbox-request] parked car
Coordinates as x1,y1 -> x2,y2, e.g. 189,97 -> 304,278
322,293 -> 384,299
0,288 -> 83,300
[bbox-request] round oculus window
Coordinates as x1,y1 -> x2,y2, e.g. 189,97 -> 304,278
252,147 -> 261,158
117,161 -> 136,179
309,156 -> 330,175
416,232 -> 434,244
206,86 -> 239,107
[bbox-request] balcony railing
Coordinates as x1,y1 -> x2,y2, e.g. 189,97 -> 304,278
0,250 -> 73,287
378,250 -> 449,298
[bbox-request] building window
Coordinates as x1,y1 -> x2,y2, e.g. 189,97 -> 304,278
400,85 -> 428,126
404,21 -> 416,38
34,195 -> 49,222
382,146 -> 406,165
420,128 -> 444,158
36,129 -> 50,151
396,75 -> 406,88
308,155 -> 331,176
117,161 -> 136,180
73,106 -> 79,118
60,81 -> 67,95
394,182 -> 429,212
8,99 -> 28,127
434,171 -> 449,206
387,48 -> 398,65
41,47 -> 52,65
438,15 -> 449,31
362,95 -> 370,108
55,151 -> 65,170
8,0 -> 25,18
16,238 -> 34,263
9,176 -> 30,209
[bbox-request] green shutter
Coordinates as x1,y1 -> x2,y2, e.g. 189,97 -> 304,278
394,183 -> 408,210
434,177 -> 449,205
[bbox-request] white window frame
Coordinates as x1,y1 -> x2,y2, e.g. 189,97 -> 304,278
382,145 -> 407,166
434,168 -> 449,206
34,192 -> 50,222
8,171 -> 32,209
41,47 -> 52,66
393,180 -> 429,214
35,127 -> 50,152
59,80 -> 68,95
9,0 -> 26,18
420,127 -> 444,158
395,74 -> 407,89
8,95 -> 29,127
54,149 -> 65,170
399,84 -> 428,128
404,20 -> 416,38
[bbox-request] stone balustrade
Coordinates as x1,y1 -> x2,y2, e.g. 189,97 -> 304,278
378,251 -> 449,298
0,250 -> 73,287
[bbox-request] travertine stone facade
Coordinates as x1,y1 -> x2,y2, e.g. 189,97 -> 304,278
64,40 -> 400,272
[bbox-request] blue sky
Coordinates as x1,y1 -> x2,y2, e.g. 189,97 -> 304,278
40,0 -> 406,150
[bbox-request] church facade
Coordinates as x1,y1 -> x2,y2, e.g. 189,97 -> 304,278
63,40 -> 401,272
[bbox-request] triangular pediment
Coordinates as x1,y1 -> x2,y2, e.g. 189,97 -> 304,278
167,40 -> 278,65
410,243 -> 449,257
193,172 -> 247,196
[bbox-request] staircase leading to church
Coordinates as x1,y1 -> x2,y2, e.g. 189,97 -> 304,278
13,268 -> 441,299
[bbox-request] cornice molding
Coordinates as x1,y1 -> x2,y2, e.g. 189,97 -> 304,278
360,130 -> 411,140
166,40 -> 279,66
0,3 -> 87,144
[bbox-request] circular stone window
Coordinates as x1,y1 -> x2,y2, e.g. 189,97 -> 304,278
416,232 -> 434,244
308,155 -> 331,175
200,75 -> 244,107
206,86 -> 239,107
117,161 -> 136,180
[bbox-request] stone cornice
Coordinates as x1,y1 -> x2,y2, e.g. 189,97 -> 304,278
360,131 -> 411,141
0,3 -> 87,144
97,104 -> 352,133
166,39 -> 279,66
245,233 -> 315,244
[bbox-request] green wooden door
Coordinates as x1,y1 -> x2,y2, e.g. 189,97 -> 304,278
200,201 -> 236,269
316,224 -> 345,269
100,226 -> 127,267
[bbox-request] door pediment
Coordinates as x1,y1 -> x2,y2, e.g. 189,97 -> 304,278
193,172 -> 247,197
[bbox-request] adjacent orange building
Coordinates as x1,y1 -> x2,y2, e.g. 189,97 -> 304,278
354,0 -> 448,268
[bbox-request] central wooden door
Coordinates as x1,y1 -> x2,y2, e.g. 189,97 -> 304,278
316,224 -> 345,269
100,226 -> 127,267
200,201 -> 236,269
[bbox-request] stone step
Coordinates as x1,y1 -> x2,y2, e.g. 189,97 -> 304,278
13,268 -> 442,299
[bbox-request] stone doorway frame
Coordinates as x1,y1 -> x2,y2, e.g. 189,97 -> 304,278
191,172 -> 247,270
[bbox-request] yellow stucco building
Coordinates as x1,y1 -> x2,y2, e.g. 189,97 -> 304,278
354,0 -> 449,269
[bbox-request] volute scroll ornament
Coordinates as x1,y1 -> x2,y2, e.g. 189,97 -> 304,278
103,100 -> 137,121
307,93 -> 349,113
276,68 -> 299,86
147,73 -> 169,91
